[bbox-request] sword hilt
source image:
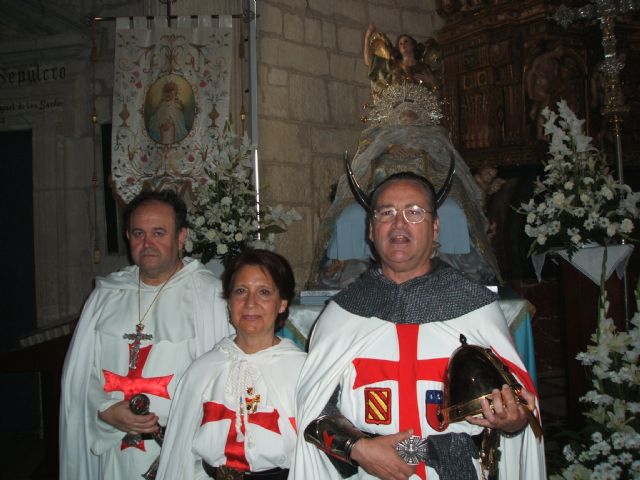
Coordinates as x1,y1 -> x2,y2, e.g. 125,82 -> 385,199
512,386 -> 543,439
129,393 -> 151,415
142,456 -> 160,479
122,394 -> 160,448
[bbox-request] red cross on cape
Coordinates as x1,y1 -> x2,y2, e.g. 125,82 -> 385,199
491,347 -> 538,399
103,343 -> 173,450
201,401 -> 281,472
352,323 -> 449,479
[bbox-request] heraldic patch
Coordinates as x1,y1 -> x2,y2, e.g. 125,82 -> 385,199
364,387 -> 391,425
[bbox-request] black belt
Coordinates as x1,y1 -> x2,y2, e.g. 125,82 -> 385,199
471,431 -> 483,450
202,462 -> 289,480
395,431 -> 485,465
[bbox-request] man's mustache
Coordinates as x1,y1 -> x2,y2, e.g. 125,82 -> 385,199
388,228 -> 411,240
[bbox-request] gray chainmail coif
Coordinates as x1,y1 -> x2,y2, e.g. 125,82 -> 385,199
333,258 -> 497,323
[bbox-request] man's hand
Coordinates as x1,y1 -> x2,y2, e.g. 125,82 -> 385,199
98,400 -> 160,434
350,430 -> 416,480
466,385 -> 533,433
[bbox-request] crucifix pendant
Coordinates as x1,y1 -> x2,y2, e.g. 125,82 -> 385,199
123,323 -> 153,370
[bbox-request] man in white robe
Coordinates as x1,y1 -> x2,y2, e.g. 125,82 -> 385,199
292,172 -> 546,479
59,190 -> 231,480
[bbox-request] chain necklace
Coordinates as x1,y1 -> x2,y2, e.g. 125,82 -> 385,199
123,262 -> 181,370
137,263 -> 180,328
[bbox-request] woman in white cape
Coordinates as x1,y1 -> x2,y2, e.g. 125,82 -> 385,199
157,249 -> 306,479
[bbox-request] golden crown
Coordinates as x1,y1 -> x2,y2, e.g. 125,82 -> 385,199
365,83 -> 443,126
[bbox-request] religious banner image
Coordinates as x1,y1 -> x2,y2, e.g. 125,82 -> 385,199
111,16 -> 232,202
144,73 -> 195,146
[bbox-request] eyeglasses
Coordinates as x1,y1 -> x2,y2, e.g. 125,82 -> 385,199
373,205 -> 432,224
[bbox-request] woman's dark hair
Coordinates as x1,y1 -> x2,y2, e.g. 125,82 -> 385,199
222,249 -> 296,331
395,34 -> 424,62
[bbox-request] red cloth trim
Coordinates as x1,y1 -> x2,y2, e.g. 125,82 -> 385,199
288,417 -> 297,433
103,344 -> 173,451
201,401 -> 282,472
491,347 -> 538,399
103,345 -> 173,400
352,324 -> 449,479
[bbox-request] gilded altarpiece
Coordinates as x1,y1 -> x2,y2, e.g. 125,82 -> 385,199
434,0 -> 639,279
435,0 -> 640,428
436,0 -> 639,170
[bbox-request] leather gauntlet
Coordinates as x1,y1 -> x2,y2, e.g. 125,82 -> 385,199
304,415 -> 371,466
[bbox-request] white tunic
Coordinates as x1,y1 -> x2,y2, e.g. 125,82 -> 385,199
291,301 -> 546,479
157,337 -> 306,480
59,258 -> 232,480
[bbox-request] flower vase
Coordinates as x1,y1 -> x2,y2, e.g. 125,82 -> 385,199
532,243 -> 633,285
558,243 -> 633,286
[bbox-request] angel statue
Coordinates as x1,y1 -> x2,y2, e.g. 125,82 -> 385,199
308,24 -> 502,289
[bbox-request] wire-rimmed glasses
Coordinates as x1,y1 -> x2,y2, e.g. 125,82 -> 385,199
373,205 -> 432,224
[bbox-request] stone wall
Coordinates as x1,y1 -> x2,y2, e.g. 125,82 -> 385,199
0,0 -> 150,330
254,0 -> 442,285
0,0 -> 442,330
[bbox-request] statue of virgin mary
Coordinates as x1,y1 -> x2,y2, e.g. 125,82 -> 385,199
308,28 -> 501,288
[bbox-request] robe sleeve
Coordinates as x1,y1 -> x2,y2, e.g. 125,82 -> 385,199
59,289 -> 103,480
87,333 -> 126,455
156,353 -> 211,480
291,304 -> 390,479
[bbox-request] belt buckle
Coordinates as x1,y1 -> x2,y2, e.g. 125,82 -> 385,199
216,465 -> 245,480
396,435 -> 428,465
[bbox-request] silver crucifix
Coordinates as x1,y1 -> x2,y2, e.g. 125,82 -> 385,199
123,323 -> 153,370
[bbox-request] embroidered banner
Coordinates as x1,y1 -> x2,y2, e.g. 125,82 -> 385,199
111,16 -> 232,202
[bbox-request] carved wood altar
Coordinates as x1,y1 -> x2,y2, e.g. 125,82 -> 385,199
432,0 -> 640,280
433,0 -> 640,261
435,0 -> 640,170
435,0 -> 640,431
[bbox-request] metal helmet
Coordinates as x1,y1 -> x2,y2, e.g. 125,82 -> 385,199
440,334 -> 524,425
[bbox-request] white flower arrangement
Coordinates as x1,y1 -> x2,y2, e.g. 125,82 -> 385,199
551,254 -> 640,479
185,123 -> 301,265
519,100 -> 640,258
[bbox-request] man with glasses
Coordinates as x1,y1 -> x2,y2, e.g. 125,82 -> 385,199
293,172 -> 545,479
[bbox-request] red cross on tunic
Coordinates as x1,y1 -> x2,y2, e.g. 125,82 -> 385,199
103,344 -> 173,450
352,323 -> 449,479
492,347 -> 538,399
201,401 -> 281,472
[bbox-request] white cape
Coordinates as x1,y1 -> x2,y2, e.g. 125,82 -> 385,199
291,301 -> 546,479
59,258 -> 231,480
157,336 -> 306,479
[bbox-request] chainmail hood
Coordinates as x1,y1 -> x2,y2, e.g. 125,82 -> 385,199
333,259 -> 497,323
